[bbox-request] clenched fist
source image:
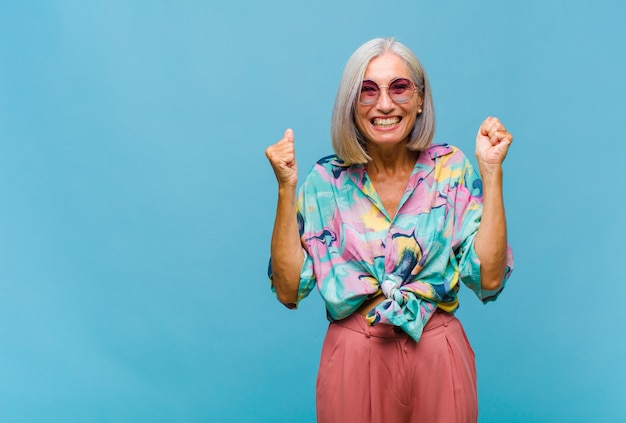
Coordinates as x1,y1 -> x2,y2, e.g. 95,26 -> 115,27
475,116 -> 513,170
266,128 -> 298,188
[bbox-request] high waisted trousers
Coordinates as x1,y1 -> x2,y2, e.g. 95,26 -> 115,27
316,310 -> 478,423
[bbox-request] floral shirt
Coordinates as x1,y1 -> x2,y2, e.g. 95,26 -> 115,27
270,144 -> 514,342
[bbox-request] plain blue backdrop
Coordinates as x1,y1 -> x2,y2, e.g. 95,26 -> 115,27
1,0 -> 624,422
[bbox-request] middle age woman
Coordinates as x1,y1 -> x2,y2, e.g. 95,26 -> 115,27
265,37 -> 514,423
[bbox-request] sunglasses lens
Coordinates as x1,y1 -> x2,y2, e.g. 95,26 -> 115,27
359,80 -> 379,105
389,79 -> 413,103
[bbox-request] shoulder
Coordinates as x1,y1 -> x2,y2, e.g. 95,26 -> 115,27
299,154 -> 348,191
422,143 -> 474,169
307,154 -> 354,179
422,143 -> 469,161
314,154 -> 349,169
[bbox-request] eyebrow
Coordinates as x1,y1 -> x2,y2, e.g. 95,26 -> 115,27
362,77 -> 411,84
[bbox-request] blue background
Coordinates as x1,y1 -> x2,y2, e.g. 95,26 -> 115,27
1,1 -> 624,422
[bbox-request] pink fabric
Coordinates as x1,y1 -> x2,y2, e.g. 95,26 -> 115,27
316,311 -> 478,423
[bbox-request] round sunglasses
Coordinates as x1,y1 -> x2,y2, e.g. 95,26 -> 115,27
358,78 -> 417,105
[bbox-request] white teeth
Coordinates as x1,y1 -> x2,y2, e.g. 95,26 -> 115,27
372,117 -> 400,127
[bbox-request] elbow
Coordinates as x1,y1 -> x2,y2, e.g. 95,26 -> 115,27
272,275 -> 300,307
478,250 -> 508,291
481,278 -> 503,291
276,289 -> 298,307
269,254 -> 304,306
480,265 -> 506,291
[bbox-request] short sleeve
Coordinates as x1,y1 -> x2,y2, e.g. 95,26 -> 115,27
452,158 -> 514,303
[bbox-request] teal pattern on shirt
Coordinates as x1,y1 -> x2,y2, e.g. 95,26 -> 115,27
270,144 -> 514,342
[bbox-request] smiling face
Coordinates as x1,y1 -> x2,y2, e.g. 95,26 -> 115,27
355,53 -> 423,149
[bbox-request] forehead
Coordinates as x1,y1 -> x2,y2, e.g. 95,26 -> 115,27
363,53 -> 411,82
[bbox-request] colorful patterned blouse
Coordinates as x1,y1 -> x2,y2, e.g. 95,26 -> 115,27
269,144 -> 514,342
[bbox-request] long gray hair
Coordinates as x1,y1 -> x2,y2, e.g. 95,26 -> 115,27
331,37 -> 435,164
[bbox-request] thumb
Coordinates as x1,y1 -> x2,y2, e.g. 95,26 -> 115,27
478,116 -> 492,137
284,128 -> 294,143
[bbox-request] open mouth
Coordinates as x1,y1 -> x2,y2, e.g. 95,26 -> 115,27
371,117 -> 401,128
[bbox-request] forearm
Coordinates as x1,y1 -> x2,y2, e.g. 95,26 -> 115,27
270,185 -> 305,304
474,166 -> 508,290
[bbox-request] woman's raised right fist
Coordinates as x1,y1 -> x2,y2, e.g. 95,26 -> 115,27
265,128 -> 298,188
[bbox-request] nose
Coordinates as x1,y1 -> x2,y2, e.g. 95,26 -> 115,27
376,87 -> 394,112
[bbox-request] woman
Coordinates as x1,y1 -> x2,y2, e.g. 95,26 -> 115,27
265,37 -> 514,423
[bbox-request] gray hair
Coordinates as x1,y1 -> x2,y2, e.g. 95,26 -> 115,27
331,37 -> 435,164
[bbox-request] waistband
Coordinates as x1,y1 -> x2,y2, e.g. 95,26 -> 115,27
332,309 -> 455,339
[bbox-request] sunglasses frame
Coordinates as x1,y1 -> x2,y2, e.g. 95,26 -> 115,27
358,78 -> 417,105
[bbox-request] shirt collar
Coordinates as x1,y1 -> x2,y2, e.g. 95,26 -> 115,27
331,144 -> 454,211
331,143 -> 454,171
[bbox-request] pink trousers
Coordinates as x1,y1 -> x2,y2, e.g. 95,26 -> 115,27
316,311 -> 478,423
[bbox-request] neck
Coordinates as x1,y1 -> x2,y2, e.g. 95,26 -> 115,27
365,143 -> 418,175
